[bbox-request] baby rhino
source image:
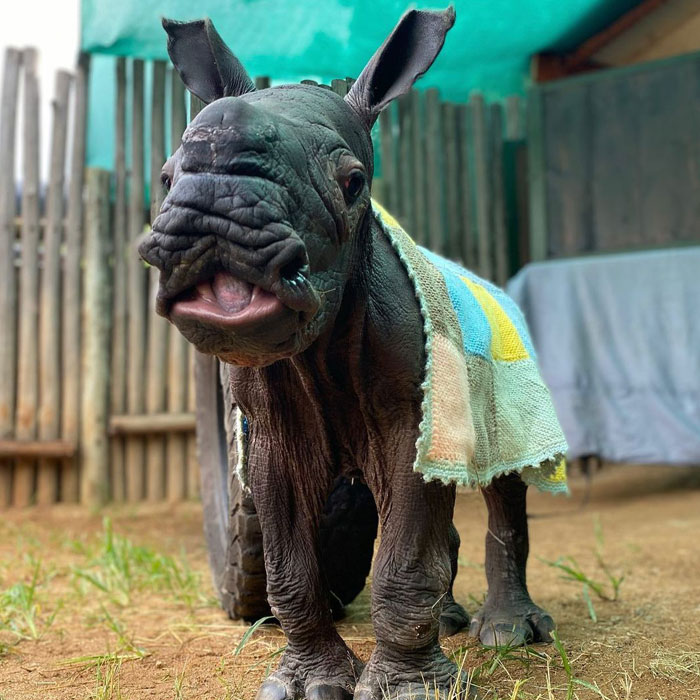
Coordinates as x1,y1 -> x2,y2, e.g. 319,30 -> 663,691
139,8 -> 568,700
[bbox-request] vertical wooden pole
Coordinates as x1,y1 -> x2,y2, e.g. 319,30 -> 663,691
505,95 -> 524,141
0,48 -> 21,507
379,104 -> 397,213
110,57 -> 128,502
80,169 -> 112,506
397,93 -> 415,235
126,59 -> 146,501
186,345 -> 199,499
457,104 -> 476,269
254,76 -> 270,90
13,48 -> 41,507
37,70 -> 72,505
441,102 -> 461,262
471,93 -> 492,280
489,103 -> 508,287
166,70 -> 188,501
62,52 -> 89,502
145,61 -> 168,501
410,90 -> 427,246
527,87 -> 548,262
424,88 -> 445,254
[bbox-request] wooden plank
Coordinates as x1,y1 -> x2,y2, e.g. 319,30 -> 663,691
410,90 -> 427,245
330,79 -> 348,97
126,58 -> 146,501
166,70 -> 188,502
425,88 -> 445,254
145,60 -> 168,501
527,86 -> 549,262
0,441 -> 76,459
189,93 -> 204,120
397,93 -> 414,234
379,104 -> 397,213
62,52 -> 90,502
456,103 -> 476,268
14,48 -> 41,507
110,413 -> 196,435
489,103 -> 508,286
505,95 -> 524,141
471,93 -> 492,280
110,57 -> 128,503
37,70 -> 72,505
187,346 -> 199,499
0,48 -> 21,508
441,102 -> 461,261
80,169 -> 113,506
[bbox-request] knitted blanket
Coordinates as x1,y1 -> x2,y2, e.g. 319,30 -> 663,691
235,203 -> 568,493
372,202 -> 568,493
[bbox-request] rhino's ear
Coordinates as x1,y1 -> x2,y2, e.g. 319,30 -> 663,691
162,18 -> 255,104
346,7 -> 455,129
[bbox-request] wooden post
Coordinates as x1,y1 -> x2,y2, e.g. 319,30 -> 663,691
189,93 -> 204,120
62,52 -> 89,502
424,88 -> 445,254
37,70 -> 72,505
457,104 -> 477,269
379,104 -> 397,213
14,48 -> 41,507
489,103 -> 508,286
186,346 -> 199,499
470,93 -> 492,280
442,102 -> 461,262
254,76 -> 270,90
505,95 -> 524,141
110,57 -> 128,502
527,87 -> 548,262
397,93 -> 415,236
0,48 -> 21,507
126,59 -> 146,501
410,90 -> 427,245
145,61 -> 168,501
80,169 -> 113,506
166,70 -> 188,501
330,79 -> 348,97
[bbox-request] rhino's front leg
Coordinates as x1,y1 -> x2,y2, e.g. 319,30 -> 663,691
250,456 -> 361,700
355,468 -> 469,700
469,472 -> 555,647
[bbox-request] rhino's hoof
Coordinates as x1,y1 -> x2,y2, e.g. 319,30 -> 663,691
306,681 -> 354,700
439,598 -> 470,638
256,678 -> 292,700
469,598 -> 555,648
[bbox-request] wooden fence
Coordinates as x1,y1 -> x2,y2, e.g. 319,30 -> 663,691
0,51 -> 529,507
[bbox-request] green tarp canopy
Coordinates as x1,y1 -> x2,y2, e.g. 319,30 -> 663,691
82,0 -> 641,169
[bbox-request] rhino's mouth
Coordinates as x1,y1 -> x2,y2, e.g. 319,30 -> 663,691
170,270 -> 289,329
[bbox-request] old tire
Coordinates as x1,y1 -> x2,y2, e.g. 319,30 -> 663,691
195,353 -> 378,622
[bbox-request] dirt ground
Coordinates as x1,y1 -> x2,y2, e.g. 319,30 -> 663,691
0,464 -> 699,700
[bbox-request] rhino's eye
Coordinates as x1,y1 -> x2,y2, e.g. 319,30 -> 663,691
343,170 -> 365,204
160,172 -> 172,192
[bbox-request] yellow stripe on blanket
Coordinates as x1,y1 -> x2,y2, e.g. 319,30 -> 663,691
460,277 -> 529,362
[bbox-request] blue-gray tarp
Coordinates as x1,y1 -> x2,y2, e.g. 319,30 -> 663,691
507,247 -> 700,465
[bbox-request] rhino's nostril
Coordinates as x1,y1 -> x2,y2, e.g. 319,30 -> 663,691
279,256 -> 307,282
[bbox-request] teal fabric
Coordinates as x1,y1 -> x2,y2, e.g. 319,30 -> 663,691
83,0 -> 642,169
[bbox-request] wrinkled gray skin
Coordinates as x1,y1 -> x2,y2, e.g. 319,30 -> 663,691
139,9 -> 555,700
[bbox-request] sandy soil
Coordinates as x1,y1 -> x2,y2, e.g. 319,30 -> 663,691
0,464 -> 698,699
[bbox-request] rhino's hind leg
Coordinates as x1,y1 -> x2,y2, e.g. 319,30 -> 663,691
320,477 -> 378,618
469,473 -> 555,647
439,522 -> 470,638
